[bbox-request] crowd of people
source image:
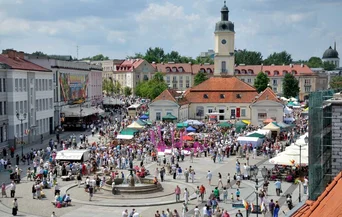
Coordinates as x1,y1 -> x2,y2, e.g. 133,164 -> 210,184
0,94 -> 309,217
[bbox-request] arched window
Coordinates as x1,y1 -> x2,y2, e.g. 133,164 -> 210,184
207,68 -> 212,73
172,67 -> 177,72
221,61 -> 226,73
166,67 -> 171,72
178,67 -> 183,72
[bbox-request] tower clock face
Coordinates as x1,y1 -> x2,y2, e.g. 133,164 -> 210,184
221,39 -> 227,44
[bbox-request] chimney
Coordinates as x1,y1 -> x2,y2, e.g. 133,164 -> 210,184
152,61 -> 156,64
7,49 -> 15,59
301,63 -> 304,68
18,51 -> 25,59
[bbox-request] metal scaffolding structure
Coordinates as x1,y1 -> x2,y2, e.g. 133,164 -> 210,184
308,89 -> 336,200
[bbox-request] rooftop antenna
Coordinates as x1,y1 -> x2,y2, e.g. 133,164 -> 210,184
76,45 -> 79,60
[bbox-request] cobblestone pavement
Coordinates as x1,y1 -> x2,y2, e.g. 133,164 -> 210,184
0,133 -> 305,217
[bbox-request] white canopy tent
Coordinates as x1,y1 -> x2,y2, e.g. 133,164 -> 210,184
127,122 -> 144,129
184,120 -> 204,126
103,97 -> 124,105
116,135 -> 134,140
237,136 -> 264,148
55,150 -> 90,161
284,106 -> 293,114
269,148 -> 308,166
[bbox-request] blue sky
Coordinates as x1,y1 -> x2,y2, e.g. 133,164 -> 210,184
0,0 -> 341,61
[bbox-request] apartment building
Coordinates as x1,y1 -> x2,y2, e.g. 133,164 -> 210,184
0,49 -> 54,147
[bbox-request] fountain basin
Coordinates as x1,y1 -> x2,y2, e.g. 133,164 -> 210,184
104,178 -> 163,194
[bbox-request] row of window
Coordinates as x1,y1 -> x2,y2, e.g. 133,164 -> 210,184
34,79 -> 53,91
0,78 -> 6,92
14,78 -> 27,92
166,76 -> 190,81
35,98 -> 53,111
195,107 -> 247,118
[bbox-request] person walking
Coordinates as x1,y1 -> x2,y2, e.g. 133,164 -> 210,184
218,172 -> 224,188
269,199 -> 275,217
182,202 -> 188,217
2,182 -> 7,198
184,188 -> 189,204
206,170 -> 213,186
184,168 -> 189,183
175,185 -> 181,202
273,201 -> 280,217
227,173 -> 232,188
10,181 -> 16,198
89,185 -> 94,201
199,184 -> 206,202
12,198 -> 18,216
275,180 -> 282,196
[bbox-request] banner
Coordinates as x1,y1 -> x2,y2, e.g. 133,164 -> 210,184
59,73 -> 89,103
171,128 -> 174,148
180,131 -> 183,147
150,130 -> 155,145
157,126 -> 162,141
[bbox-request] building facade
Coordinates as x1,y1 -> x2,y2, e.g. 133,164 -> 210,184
113,59 -> 155,92
28,56 -> 103,128
0,49 -> 54,148
235,64 -> 328,100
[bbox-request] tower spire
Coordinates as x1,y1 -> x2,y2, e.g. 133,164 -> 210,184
334,41 -> 337,51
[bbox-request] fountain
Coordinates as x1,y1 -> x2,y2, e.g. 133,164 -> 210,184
103,159 -> 163,195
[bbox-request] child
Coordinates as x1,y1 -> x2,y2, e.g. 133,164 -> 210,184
236,189 -> 240,201
230,192 -> 234,202
223,187 -> 228,203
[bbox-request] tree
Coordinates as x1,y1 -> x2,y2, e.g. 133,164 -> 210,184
322,61 -> 336,71
113,80 -> 122,94
195,56 -> 214,64
126,53 -> 144,59
135,72 -> 168,99
194,71 -> 208,86
263,51 -> 293,65
31,51 -> 48,56
82,54 -> 109,61
102,78 -> 114,95
254,72 -> 270,93
306,57 -> 322,68
235,49 -> 263,65
123,87 -> 132,96
165,51 -> 182,63
144,47 -> 165,63
282,73 -> 300,98
330,76 -> 342,89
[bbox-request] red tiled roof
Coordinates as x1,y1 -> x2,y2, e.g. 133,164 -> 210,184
0,54 -> 51,72
235,64 -> 314,76
152,63 -> 214,74
185,77 -> 258,103
153,89 -> 188,105
253,87 -> 281,103
190,76 -> 256,92
116,59 -> 144,71
291,172 -> 342,217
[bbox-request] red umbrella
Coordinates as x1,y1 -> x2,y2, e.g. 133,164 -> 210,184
182,135 -> 193,141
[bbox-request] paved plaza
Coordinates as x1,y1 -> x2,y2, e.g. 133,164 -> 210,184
0,132 -> 308,217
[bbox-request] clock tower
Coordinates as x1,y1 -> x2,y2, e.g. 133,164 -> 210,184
214,1 -> 235,76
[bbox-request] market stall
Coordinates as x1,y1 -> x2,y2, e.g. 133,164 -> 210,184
262,122 -> 280,136
237,136 -> 263,148
127,121 -> 144,129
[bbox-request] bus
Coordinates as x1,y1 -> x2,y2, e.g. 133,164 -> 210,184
127,104 -> 142,117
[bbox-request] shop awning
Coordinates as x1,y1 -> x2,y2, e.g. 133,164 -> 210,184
177,122 -> 188,129
247,132 -> 265,138
217,122 -> 232,128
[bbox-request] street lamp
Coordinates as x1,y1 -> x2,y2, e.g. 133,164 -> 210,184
16,111 -> 27,157
253,166 -> 259,217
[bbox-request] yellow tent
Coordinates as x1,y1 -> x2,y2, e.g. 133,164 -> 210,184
127,121 -> 144,129
242,120 -> 251,125
262,122 -> 280,134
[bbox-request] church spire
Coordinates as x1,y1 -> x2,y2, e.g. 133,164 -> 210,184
221,1 -> 229,21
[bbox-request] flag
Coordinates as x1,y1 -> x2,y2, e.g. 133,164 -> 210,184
25,129 -> 30,135
242,199 -> 249,210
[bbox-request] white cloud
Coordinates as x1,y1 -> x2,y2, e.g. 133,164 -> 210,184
107,31 -> 127,44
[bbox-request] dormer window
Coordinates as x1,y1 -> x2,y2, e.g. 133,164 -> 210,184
292,70 -> 297,75
220,94 -> 225,99
274,71 -> 279,76
179,67 -> 183,72
172,67 -> 177,72
207,68 -> 212,73
203,94 -> 208,99
200,68 -> 205,73
235,69 -> 240,74
166,67 -> 171,72
265,71 -> 271,75
236,94 -> 242,99
248,69 -> 253,74
283,70 -> 288,74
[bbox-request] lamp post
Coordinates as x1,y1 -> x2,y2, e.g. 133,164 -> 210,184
253,166 -> 259,217
16,111 -> 27,157
261,166 -> 268,181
